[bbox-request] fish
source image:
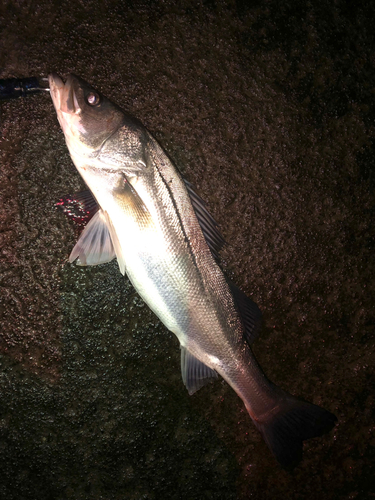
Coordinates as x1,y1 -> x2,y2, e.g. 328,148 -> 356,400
49,73 -> 337,469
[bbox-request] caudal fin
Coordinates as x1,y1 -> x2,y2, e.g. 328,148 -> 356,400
254,398 -> 337,469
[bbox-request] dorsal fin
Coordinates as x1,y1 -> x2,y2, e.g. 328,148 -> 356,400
228,281 -> 262,345
184,179 -> 225,261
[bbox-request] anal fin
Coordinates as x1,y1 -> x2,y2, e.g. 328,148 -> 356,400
181,347 -> 218,395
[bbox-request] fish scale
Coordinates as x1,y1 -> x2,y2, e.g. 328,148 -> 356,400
49,72 -> 336,469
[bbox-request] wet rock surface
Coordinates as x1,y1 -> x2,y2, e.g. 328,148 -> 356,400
1,1 -> 374,498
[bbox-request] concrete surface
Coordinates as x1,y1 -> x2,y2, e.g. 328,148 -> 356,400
0,1 -> 374,499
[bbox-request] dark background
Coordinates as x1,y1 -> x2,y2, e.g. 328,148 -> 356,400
1,1 -> 374,498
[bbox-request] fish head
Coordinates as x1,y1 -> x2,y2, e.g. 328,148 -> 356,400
49,73 -> 125,160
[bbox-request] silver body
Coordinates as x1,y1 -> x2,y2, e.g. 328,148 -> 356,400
61,106 -> 274,419
49,74 -> 336,468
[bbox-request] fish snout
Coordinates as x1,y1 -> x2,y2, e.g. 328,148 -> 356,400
49,73 -> 80,114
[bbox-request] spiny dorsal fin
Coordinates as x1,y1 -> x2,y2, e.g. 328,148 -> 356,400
184,179 -> 225,261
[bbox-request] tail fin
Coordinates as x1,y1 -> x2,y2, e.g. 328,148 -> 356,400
253,397 -> 337,469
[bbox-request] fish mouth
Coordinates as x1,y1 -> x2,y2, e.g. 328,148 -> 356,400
49,73 -> 88,154
49,73 -> 80,114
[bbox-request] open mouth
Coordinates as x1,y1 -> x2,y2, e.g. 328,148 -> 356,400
48,73 -> 80,114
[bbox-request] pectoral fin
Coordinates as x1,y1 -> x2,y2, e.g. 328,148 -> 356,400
181,347 -> 218,395
101,211 -> 127,276
112,175 -> 155,230
102,175 -> 156,276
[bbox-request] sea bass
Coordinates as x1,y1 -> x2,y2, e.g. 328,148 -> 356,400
49,73 -> 336,468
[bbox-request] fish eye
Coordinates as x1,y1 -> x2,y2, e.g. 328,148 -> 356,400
86,92 -> 100,106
